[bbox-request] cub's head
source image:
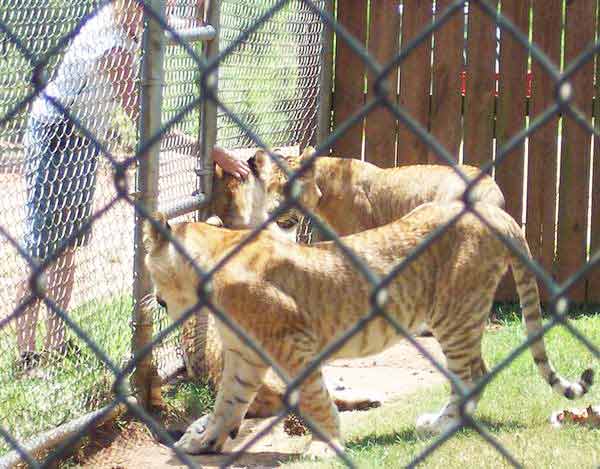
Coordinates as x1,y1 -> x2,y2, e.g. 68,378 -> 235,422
210,146 -> 322,230
143,212 -> 222,322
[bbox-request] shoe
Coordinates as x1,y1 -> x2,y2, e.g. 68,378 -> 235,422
47,337 -> 81,359
15,350 -> 43,373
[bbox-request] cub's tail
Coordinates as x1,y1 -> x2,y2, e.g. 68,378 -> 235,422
508,223 -> 593,399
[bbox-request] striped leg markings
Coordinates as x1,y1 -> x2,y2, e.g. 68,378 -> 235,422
175,346 -> 268,454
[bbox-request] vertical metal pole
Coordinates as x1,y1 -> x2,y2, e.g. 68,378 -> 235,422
181,0 -> 220,383
196,0 -> 220,220
305,0 -> 334,244
132,0 -> 166,410
314,0 -> 334,150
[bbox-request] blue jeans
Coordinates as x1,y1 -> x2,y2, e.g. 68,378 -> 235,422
23,117 -> 99,259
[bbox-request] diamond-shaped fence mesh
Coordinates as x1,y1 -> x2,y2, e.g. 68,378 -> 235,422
216,0 -> 324,150
0,0 -> 137,457
0,0 -> 599,467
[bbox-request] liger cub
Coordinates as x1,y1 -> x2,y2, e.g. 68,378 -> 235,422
210,146 -> 505,235
143,202 -> 593,458
178,148 -> 505,415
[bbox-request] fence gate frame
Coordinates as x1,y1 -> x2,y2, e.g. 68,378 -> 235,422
131,0 -> 227,409
132,0 -> 167,411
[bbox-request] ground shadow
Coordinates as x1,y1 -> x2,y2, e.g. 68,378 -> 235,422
474,416 -> 527,434
346,417 -> 528,451
166,450 -> 297,468
346,426 -> 420,450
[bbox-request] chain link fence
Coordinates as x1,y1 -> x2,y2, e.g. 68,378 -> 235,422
216,0 -> 324,150
0,0 -> 137,456
1,0 -> 599,467
0,0 -> 327,463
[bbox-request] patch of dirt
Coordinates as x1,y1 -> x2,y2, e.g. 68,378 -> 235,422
71,338 -> 445,469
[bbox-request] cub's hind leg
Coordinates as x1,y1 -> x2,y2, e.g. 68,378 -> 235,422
416,305 -> 489,437
292,367 -> 343,459
175,345 -> 268,454
280,338 -> 343,459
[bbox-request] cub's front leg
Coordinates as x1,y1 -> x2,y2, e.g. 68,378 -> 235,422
175,348 -> 268,454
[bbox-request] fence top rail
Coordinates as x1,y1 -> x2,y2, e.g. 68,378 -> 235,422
165,24 -> 217,44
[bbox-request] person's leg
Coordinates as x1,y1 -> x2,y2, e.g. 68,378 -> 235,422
16,249 -> 75,352
41,128 -> 99,353
43,248 -> 76,351
15,116 -> 50,360
16,117 -> 97,362
15,249 -> 76,356
15,279 -> 41,357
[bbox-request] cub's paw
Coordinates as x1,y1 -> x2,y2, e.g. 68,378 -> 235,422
332,389 -> 383,412
304,439 -> 343,460
415,411 -> 460,438
173,414 -> 224,455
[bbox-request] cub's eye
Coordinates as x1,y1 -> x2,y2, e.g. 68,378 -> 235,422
276,218 -> 297,230
156,296 -> 167,309
276,210 -> 300,230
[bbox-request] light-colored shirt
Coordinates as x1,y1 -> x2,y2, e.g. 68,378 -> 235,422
30,5 -> 138,142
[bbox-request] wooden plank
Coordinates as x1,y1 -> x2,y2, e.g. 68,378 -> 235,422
332,0 -> 368,159
364,0 -> 400,168
557,0 -> 595,303
527,0 -> 562,304
589,15 -> 600,303
428,0 -> 464,164
495,0 -> 528,224
396,0 -> 433,166
493,0 -> 529,302
591,121 -> 600,303
463,1 -> 498,168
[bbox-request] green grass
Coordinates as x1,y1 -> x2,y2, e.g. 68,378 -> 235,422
282,315 -> 600,468
0,290 -> 187,457
162,380 -> 215,421
0,294 -> 133,455
216,1 -> 304,147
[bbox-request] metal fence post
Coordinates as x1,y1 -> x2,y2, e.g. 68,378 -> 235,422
178,0 -> 220,384
315,0 -> 334,150
132,0 -> 166,410
297,0 -> 334,245
197,0 -> 220,221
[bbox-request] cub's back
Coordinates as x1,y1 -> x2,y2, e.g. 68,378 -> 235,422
213,202 -> 513,337
368,164 -> 504,224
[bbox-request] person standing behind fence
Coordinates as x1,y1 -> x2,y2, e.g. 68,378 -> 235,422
14,0 -> 249,372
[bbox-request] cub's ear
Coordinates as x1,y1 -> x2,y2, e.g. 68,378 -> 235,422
143,212 -> 171,253
205,215 -> 224,227
298,146 -> 319,178
248,149 -> 274,180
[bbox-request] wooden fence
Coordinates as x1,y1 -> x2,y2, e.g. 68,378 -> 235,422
330,0 -> 599,304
